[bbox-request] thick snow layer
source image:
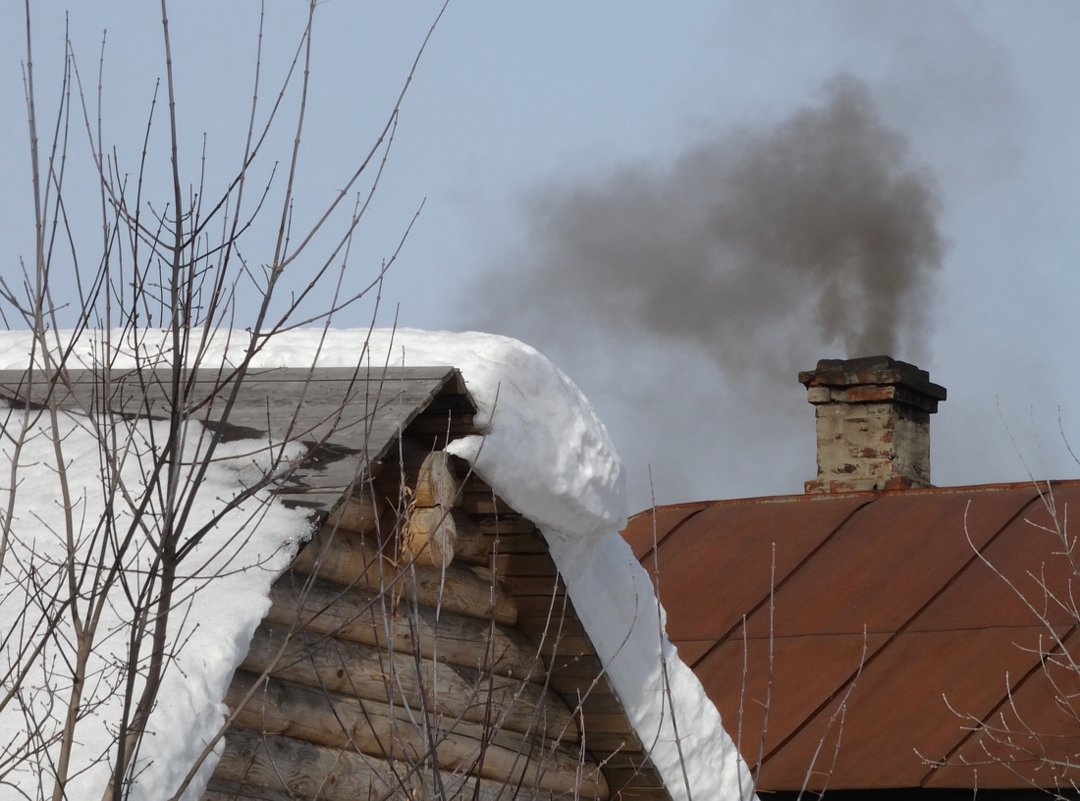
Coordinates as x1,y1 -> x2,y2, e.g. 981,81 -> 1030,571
0,402 -> 311,800
547,530 -> 756,801
0,328 -> 754,801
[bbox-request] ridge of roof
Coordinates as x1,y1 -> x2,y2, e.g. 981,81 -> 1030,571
629,477 -> 1080,521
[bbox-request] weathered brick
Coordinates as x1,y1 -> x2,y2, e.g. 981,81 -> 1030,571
800,356 -> 946,494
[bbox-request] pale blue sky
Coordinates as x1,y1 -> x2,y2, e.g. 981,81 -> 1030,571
4,2 -> 1080,509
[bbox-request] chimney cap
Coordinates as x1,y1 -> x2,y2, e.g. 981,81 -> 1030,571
799,355 -> 946,407
800,355 -> 946,493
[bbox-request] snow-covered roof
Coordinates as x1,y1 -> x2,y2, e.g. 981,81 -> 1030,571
0,328 -> 753,801
0,364 -> 471,513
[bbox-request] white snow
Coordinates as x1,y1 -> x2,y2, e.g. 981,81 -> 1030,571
0,328 -> 754,801
0,401 -> 312,800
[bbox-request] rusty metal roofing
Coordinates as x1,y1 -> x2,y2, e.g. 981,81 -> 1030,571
623,481 -> 1080,791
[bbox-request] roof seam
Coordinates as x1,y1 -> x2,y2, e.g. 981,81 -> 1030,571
733,623 -> 1067,640
690,497 -> 877,677
757,491 -> 1044,778
919,623 -> 1079,788
915,493 -> 1069,785
637,505 -> 708,575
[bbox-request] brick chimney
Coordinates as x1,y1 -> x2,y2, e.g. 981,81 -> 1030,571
799,356 -> 946,494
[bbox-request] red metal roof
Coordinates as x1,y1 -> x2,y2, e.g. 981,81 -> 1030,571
623,481 -> 1080,791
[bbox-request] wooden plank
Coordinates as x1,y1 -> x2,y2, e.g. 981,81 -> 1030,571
225,671 -> 606,797
603,766 -> 668,790
242,366 -> 456,382
0,365 -> 455,387
497,553 -> 562,577
514,595 -> 571,617
544,652 -> 604,677
577,714 -> 638,736
517,614 -> 587,639
503,574 -> 567,596
576,690 -> 628,716
0,367 -> 452,425
240,624 -> 576,742
545,654 -> 606,691
606,791 -> 676,801
459,495 -> 520,516
522,633 -> 596,660
404,417 -> 477,436
580,732 -> 635,753
469,502 -> 674,801
610,791 -> 671,801
602,752 -> 666,772
536,634 -> 596,655
487,536 -> 553,557
454,530 -> 551,567
474,516 -> 543,536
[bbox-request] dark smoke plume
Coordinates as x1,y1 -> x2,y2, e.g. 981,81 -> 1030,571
476,75 -> 943,369
466,75 -> 946,508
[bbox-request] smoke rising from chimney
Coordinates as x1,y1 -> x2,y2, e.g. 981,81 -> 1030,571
475,75 -> 944,370
465,74 -> 948,509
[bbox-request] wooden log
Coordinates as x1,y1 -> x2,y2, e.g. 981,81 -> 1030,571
240,624 -> 577,742
412,450 -> 459,508
214,730 -> 607,801
449,508 -> 490,565
326,494 -> 383,535
291,525 -> 517,625
403,504 -> 455,568
202,779 -> 297,801
225,671 -> 606,797
264,575 -> 542,681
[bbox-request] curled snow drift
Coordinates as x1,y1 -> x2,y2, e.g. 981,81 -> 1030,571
0,328 -> 755,801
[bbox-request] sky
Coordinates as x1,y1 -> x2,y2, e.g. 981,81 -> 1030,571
3,1 -> 1080,511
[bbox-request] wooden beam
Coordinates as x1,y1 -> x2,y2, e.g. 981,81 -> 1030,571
214,730 -> 607,801
225,671 -> 607,798
292,525 -> 517,625
265,575 -> 543,681
240,624 -> 576,743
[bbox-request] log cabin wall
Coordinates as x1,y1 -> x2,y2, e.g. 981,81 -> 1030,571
204,377 -> 673,801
